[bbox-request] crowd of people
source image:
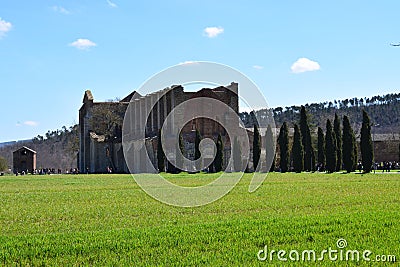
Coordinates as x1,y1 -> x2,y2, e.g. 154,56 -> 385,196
12,162 -> 400,175
294,161 -> 400,173
15,168 -> 80,175
14,166 -> 116,175
373,161 -> 399,172
355,161 -> 400,172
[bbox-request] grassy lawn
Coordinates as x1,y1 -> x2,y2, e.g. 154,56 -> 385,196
0,172 -> 399,266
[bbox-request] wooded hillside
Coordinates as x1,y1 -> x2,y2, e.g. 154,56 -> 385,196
240,92 -> 400,133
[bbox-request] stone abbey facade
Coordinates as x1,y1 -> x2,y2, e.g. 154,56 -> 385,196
78,83 -> 239,173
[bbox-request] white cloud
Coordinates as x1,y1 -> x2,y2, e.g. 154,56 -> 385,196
69,38 -> 97,50
0,18 -> 12,37
253,65 -> 264,70
52,6 -> 70,15
24,121 -> 39,127
107,0 -> 118,8
291,57 -> 320,73
16,121 -> 39,127
203,26 -> 224,38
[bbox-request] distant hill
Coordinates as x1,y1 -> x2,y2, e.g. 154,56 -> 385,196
0,139 -> 33,148
0,141 -> 17,148
240,92 -> 400,134
0,125 -> 78,171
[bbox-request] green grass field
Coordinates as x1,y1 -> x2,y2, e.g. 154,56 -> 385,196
0,172 -> 399,266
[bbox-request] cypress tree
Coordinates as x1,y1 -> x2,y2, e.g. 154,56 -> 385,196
265,125 -> 275,172
300,106 -> 314,171
353,133 -> 358,171
157,129 -> 165,172
214,134 -> 224,172
232,137 -> 242,172
253,124 -> 261,171
292,124 -> 304,173
311,149 -> 315,172
360,110 -> 373,173
278,122 -> 290,172
351,120 -> 357,170
334,113 -> 342,171
342,115 -> 355,173
194,128 -> 201,160
317,127 -> 325,170
175,133 -> 184,173
270,155 -> 276,172
325,119 -> 337,173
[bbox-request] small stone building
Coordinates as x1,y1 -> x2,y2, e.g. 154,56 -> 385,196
13,146 -> 36,174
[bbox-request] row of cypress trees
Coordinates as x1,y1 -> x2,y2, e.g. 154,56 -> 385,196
323,115 -> 357,173
278,106 -> 317,173
278,107 -> 374,173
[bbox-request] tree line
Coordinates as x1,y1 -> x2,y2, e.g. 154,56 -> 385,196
277,107 -> 375,173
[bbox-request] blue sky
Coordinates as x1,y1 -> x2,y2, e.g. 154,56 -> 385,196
1,0 -> 399,142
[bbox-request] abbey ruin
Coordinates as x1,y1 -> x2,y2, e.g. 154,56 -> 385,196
78,83 -> 240,173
